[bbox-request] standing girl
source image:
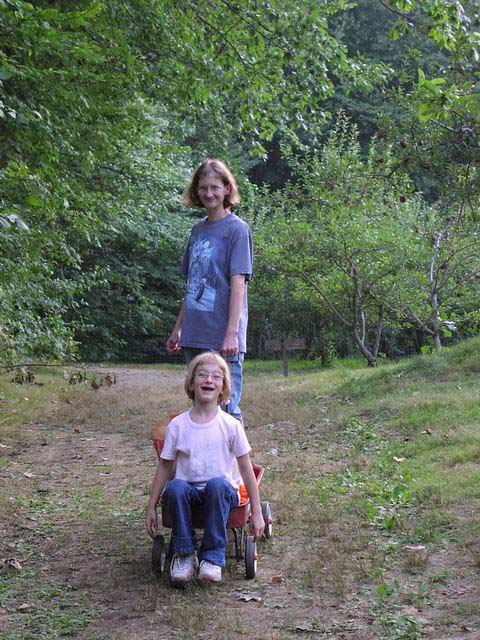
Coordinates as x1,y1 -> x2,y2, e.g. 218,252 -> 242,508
166,159 -> 253,422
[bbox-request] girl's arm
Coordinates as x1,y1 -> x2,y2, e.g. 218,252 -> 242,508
146,458 -> 175,538
222,275 -> 246,357
166,303 -> 185,352
237,452 -> 265,540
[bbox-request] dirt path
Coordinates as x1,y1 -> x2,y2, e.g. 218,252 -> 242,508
2,365 -> 479,639
1,366 -> 360,640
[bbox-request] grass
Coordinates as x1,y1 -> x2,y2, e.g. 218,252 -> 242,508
1,338 -> 480,638
243,354 -> 367,376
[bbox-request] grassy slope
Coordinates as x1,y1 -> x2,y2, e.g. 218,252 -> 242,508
245,337 -> 480,637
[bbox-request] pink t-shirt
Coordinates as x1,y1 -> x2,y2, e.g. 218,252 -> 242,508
160,408 -> 250,489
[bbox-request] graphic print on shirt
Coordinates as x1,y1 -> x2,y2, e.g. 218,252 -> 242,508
185,236 -> 217,312
189,441 -> 219,479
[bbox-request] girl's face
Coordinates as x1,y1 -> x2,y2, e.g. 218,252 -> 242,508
192,361 -> 224,405
197,172 -> 230,211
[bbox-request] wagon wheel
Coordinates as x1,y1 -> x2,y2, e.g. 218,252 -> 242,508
152,534 -> 167,576
261,501 -> 273,540
244,535 -> 257,579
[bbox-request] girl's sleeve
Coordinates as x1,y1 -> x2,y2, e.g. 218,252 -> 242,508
180,235 -> 192,279
159,420 -> 178,461
231,421 -> 251,458
229,223 -> 253,281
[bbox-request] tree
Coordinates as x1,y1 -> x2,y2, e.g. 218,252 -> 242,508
252,115 -> 417,366
0,0 -> 392,364
382,205 -> 480,352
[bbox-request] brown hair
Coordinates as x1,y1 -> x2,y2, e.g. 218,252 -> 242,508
183,159 -> 240,209
184,352 -> 232,405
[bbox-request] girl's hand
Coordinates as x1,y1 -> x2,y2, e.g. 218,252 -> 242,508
146,506 -> 158,538
166,329 -> 181,352
221,331 -> 239,357
249,511 -> 265,541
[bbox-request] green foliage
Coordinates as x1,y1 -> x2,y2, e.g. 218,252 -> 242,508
251,110 -> 480,363
1,0 -> 479,363
0,0 -> 392,364
252,114 -> 415,363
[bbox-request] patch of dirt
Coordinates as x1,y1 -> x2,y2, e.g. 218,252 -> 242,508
87,366 -> 186,389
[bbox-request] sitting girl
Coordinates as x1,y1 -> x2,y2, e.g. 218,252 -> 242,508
146,352 -> 264,586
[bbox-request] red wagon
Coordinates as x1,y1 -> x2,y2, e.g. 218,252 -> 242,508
150,416 -> 273,580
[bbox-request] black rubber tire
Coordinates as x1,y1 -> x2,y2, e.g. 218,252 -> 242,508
261,501 -> 273,540
152,534 -> 167,576
245,535 -> 257,579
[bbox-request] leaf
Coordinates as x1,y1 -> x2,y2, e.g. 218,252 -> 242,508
24,195 -> 42,208
376,583 -> 392,598
1,558 -> 22,571
238,592 -> 262,602
0,67 -> 12,80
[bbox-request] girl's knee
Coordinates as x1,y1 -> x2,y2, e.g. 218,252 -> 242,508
204,477 -> 229,494
164,478 -> 190,498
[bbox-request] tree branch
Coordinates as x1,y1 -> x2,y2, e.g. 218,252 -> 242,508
301,272 -> 352,328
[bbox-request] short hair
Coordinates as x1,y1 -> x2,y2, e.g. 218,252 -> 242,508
184,352 -> 232,405
183,159 -> 240,210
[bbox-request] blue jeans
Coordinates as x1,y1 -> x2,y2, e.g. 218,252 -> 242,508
183,348 -> 245,421
163,477 -> 239,566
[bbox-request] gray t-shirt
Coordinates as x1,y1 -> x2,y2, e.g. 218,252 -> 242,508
179,213 -> 253,352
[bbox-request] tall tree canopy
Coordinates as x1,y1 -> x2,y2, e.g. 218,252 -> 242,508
1,0 -> 478,364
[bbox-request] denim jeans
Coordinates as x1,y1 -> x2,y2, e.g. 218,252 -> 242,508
183,348 -> 245,421
163,477 -> 239,566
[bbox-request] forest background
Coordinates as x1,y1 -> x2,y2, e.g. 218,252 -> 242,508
1,0 -> 479,368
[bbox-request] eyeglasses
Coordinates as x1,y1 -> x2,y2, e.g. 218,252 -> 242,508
195,370 -> 223,382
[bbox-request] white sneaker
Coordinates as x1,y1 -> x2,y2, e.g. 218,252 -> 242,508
170,553 -> 198,586
198,560 -> 222,583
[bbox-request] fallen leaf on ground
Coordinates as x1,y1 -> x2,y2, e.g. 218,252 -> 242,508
319,463 -> 344,474
238,592 -> 262,602
23,472 -> 34,478
1,558 -> 22,571
442,588 -> 467,597
292,622 -> 321,633
16,603 -> 33,612
271,575 -> 284,583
